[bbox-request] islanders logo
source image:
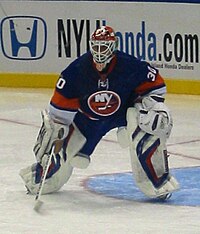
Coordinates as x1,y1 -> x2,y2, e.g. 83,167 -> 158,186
88,91 -> 121,116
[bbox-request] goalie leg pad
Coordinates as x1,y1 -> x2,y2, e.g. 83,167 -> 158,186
19,124 -> 88,195
34,110 -> 69,163
130,129 -> 179,198
117,127 -> 129,148
126,108 -> 179,198
19,149 -> 73,195
70,153 -> 90,169
65,124 -> 89,169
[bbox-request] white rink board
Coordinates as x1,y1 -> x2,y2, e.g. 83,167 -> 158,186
0,1 -> 199,80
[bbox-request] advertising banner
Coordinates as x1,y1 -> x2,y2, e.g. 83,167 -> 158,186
0,1 -> 199,81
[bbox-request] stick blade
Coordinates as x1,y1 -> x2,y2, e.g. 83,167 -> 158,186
34,200 -> 44,212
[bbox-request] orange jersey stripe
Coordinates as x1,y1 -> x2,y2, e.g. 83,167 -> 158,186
135,73 -> 165,95
50,90 -> 80,110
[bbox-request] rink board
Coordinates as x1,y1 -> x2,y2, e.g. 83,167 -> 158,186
1,73 -> 200,95
0,1 -> 200,94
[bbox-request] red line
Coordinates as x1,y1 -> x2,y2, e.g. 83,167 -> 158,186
0,118 -> 38,128
168,151 -> 200,161
1,117 -> 200,161
102,137 -> 200,161
168,139 -> 200,146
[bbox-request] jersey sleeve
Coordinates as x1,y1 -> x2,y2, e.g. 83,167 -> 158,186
50,88 -> 80,111
134,62 -> 166,96
50,65 -> 81,111
49,68 -> 81,124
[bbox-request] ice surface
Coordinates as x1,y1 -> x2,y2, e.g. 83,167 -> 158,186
0,88 -> 200,234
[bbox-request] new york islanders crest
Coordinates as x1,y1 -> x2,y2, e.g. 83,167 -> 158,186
88,91 -> 121,116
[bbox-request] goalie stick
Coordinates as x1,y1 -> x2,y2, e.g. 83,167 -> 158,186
34,145 -> 55,212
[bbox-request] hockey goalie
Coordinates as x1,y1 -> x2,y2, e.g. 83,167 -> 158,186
20,25 -> 179,199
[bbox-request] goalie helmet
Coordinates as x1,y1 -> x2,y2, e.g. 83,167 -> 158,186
89,26 -> 118,70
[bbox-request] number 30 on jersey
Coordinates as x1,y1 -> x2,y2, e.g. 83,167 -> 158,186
147,66 -> 157,81
56,76 -> 66,89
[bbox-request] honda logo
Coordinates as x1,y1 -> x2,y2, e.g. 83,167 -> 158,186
0,16 -> 47,60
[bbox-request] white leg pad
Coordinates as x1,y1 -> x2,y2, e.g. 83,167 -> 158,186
19,151 -> 73,195
117,127 -> 129,148
19,123 -> 87,194
127,108 -> 179,198
66,124 -> 89,169
70,153 -> 90,169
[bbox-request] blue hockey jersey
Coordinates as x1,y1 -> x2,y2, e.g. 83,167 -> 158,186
50,50 -> 166,122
